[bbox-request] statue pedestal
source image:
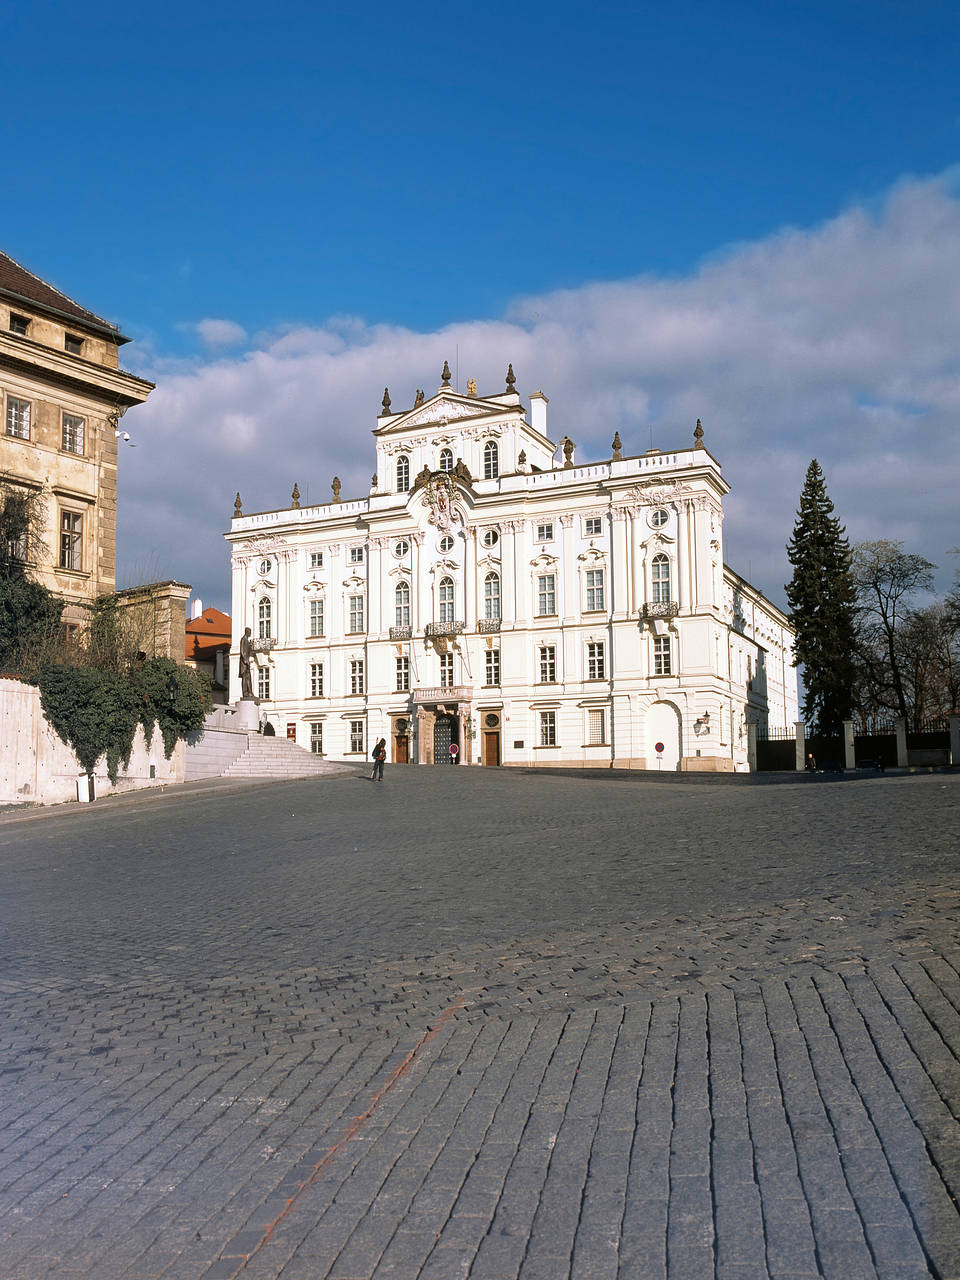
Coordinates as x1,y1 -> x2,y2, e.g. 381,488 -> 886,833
235,698 -> 260,731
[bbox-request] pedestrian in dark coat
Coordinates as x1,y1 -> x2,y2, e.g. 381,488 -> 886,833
370,738 -> 387,781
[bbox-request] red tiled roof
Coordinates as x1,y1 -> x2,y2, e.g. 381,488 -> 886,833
0,249 -> 122,335
186,607 -> 232,638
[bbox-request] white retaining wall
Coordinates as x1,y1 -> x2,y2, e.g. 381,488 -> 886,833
0,677 -> 184,806
183,725 -> 250,779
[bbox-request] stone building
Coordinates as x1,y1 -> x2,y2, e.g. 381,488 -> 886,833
0,250 -> 154,630
226,367 -> 797,770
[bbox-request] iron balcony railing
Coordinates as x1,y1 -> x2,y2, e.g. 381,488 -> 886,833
251,637 -> 277,651
424,621 -> 465,638
640,601 -> 678,620
476,618 -> 501,633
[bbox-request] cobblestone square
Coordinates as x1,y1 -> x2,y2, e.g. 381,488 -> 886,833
0,768 -> 958,1278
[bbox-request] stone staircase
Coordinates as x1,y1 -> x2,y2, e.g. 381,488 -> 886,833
221,734 -> 351,779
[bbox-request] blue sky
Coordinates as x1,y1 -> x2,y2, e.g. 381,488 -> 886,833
3,1 -> 958,610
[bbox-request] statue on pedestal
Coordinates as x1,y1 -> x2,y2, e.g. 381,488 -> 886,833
239,627 -> 256,700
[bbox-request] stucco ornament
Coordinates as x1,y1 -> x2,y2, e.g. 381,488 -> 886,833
423,472 -> 458,531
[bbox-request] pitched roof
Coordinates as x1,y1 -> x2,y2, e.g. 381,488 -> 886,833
186,607 -> 232,637
0,249 -> 126,338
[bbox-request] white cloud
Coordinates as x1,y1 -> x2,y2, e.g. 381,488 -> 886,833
120,172 -> 960,613
194,318 -> 248,349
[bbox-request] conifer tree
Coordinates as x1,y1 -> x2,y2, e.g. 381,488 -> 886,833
785,460 -> 856,736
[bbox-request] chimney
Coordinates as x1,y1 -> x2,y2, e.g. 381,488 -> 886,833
191,597 -> 204,620
529,390 -> 548,437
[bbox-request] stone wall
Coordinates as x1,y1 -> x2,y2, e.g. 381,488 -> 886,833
0,677 -> 183,806
114,580 -> 191,660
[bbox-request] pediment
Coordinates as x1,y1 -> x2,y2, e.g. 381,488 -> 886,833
377,393 -> 505,434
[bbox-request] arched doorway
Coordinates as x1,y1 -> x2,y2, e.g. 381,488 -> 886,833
648,701 -> 682,771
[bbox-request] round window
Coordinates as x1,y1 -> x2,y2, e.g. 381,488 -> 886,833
650,508 -> 669,528
484,713 -> 500,729
439,535 -> 455,552
483,529 -> 499,547
258,558 -> 272,575
394,539 -> 409,557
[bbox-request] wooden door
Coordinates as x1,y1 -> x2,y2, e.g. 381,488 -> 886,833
483,731 -> 500,766
395,734 -> 408,764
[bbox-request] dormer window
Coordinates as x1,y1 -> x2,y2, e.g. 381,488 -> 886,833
65,334 -> 84,355
439,448 -> 453,473
9,314 -> 28,336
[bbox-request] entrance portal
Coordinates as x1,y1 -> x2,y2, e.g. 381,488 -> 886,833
482,731 -> 501,766
433,713 -> 457,764
394,733 -> 408,764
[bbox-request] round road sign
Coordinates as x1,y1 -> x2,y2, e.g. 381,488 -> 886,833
655,742 -> 665,754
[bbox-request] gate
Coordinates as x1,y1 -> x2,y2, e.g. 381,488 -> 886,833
433,715 -> 453,764
756,726 -> 795,772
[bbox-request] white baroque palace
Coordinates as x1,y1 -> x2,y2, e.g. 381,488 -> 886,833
226,367 -> 797,771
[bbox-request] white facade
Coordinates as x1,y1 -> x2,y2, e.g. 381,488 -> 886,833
226,371 -> 797,771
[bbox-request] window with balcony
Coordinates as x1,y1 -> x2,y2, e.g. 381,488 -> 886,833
350,659 -> 365,695
483,440 -> 499,479
485,648 -> 500,686
348,595 -> 365,632
587,641 -> 605,680
309,599 -> 324,637
396,455 -> 410,491
585,569 -> 604,611
539,711 -> 557,747
537,574 -> 556,616
395,582 -> 410,627
439,577 -> 455,624
440,652 -> 454,687
309,663 -> 323,697
539,645 -> 556,683
258,597 -> 272,639
484,572 -> 501,620
396,656 -> 410,691
652,554 -> 671,603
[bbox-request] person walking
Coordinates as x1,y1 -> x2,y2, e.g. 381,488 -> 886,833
370,737 -> 387,782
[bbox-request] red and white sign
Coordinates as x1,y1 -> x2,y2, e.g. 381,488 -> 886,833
655,741 -> 665,755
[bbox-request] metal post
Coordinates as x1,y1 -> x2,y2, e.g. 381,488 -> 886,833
950,713 -> 960,767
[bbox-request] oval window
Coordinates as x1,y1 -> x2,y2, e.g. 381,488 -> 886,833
483,529 -> 499,547
258,558 -> 272,575
439,535 -> 455,552
394,539 -> 409,557
650,508 -> 669,528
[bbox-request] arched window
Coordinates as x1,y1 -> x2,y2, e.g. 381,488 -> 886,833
396,454 -> 410,492
395,582 -> 410,627
483,440 -> 499,479
439,576 -> 455,624
484,571 -> 501,620
439,448 -> 453,473
258,597 -> 272,639
652,554 -> 671,603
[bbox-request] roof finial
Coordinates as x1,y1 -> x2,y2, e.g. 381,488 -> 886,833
441,360 -> 452,388
331,476 -> 341,503
694,418 -> 705,449
233,492 -> 243,518
505,362 -> 516,394
413,388 -> 425,407
381,387 -> 392,414
291,483 -> 301,508
611,432 -> 622,461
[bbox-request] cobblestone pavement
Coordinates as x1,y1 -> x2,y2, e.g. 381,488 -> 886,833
0,768 -> 958,1279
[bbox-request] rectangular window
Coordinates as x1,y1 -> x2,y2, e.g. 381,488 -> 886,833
309,599 -> 324,637
350,546 -> 364,564
64,334 -> 84,355
350,659 -> 365,695
654,636 -> 672,676
258,666 -> 270,700
349,595 -> 365,632
536,522 -> 554,542
539,645 -> 556,683
588,708 -> 606,745
310,663 -> 323,697
485,648 -> 500,686
8,314 -> 28,335
6,397 -> 31,440
440,652 -> 454,688
537,574 -> 556,616
62,622 -> 81,648
62,413 -> 85,455
396,655 -> 410,691
310,551 -> 324,569
311,722 -> 323,754
59,510 -> 82,570
585,569 -> 604,611
587,641 -> 605,680
539,711 -> 557,747
585,517 -> 602,536
350,720 -> 364,753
